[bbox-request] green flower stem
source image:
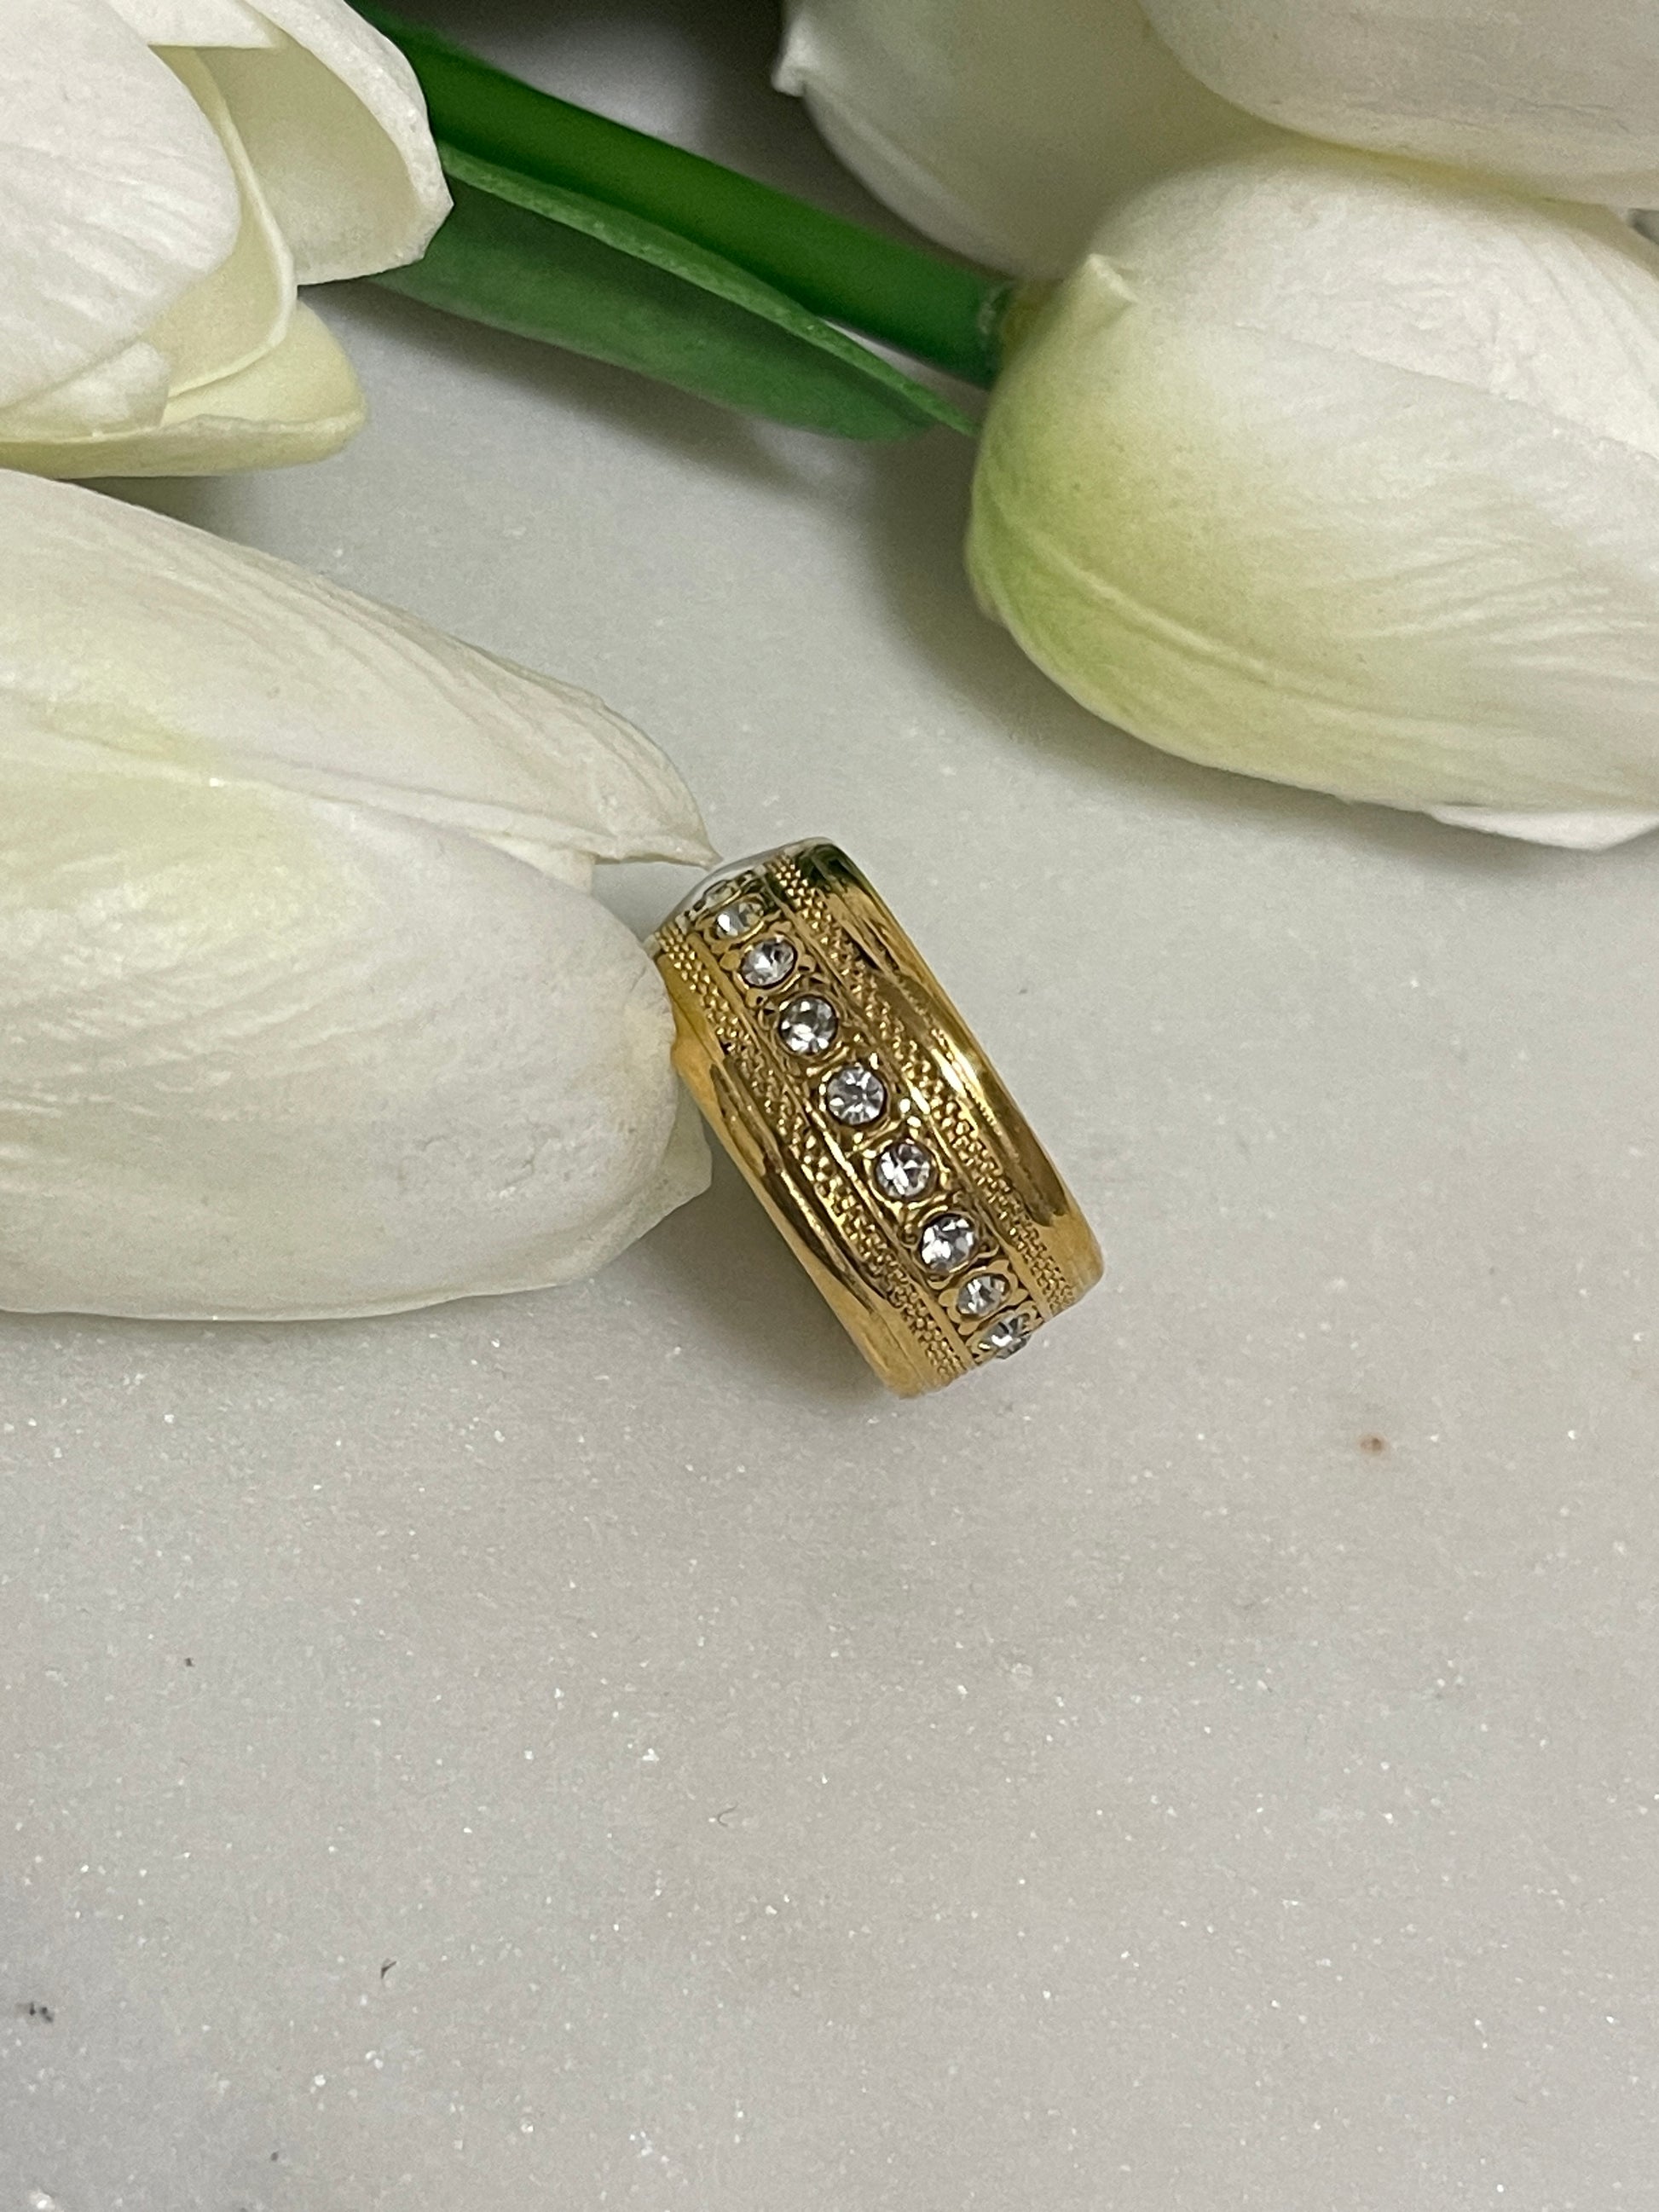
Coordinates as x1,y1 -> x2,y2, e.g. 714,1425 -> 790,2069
360,4 -> 1010,386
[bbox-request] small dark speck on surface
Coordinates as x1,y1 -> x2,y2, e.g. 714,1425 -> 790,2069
1359,1435 -> 1389,1455
18,2001 -> 54,2024
379,1959 -> 396,1979
183,1656 -> 194,1667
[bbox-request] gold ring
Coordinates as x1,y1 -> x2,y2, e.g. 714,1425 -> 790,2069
648,840 -> 1101,1395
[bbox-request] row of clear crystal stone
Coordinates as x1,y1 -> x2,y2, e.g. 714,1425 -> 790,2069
709,895 -> 1032,1361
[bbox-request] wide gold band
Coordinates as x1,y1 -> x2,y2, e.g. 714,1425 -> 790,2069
648,841 -> 1101,1395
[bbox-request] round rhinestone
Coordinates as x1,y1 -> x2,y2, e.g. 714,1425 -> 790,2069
980,1312 -> 1032,1360
738,936 -> 797,989
824,1062 -> 887,1127
957,1272 -> 1009,1320
777,995 -> 839,1056
873,1139 -> 935,1202
711,897 -> 762,940
918,1212 -> 977,1273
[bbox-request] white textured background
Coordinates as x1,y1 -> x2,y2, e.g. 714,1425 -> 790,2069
3,5 -> 1657,2206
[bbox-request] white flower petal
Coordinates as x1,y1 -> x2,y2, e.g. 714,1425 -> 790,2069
0,341 -> 171,439
1430,809 -> 1659,850
0,731 -> 707,1318
968,149 -> 1659,823
146,49 -> 294,398
776,0 -> 1265,276
202,0 -> 449,282
0,0 -> 239,407
0,302 -> 361,476
0,472 -> 712,868
1093,147 -> 1659,460
105,0 -> 275,43
1141,0 -> 1659,205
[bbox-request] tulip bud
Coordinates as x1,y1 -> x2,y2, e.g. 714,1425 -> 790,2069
0,474 -> 714,1318
968,146 -> 1659,845
0,0 -> 448,476
775,0 -> 1264,277
1140,0 -> 1659,206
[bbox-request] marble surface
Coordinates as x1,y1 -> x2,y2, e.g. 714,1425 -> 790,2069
4,6 -> 1657,2206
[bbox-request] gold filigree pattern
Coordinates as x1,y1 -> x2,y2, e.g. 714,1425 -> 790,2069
649,842 -> 1101,1395
770,854 -> 1076,1315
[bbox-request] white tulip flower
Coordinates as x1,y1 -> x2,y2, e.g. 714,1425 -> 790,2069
1140,0 -> 1659,207
774,0 -> 1266,277
0,475 -> 714,1319
967,146 -> 1659,846
0,0 -> 448,477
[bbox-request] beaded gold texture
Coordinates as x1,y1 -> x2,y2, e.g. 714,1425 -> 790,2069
648,841 -> 1101,1395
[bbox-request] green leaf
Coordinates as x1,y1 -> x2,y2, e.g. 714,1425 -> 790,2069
374,147 -> 978,441
359,3 -> 1008,387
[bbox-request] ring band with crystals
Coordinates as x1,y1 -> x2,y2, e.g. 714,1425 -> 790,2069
647,840 -> 1101,1395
